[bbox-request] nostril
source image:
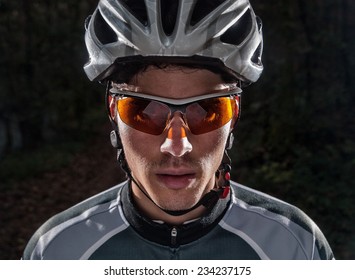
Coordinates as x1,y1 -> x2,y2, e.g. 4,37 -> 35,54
167,127 -> 187,140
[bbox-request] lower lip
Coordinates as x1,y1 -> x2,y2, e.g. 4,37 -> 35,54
156,174 -> 196,190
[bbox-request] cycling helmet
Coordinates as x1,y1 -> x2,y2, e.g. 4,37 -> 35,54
84,0 -> 263,84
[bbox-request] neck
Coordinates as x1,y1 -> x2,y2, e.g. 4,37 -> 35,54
130,181 -> 211,225
121,182 -> 231,247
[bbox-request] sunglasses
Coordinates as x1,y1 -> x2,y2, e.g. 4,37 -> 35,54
109,84 -> 241,135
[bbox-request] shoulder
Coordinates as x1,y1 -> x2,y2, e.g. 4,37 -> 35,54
220,182 -> 334,259
22,181 -> 129,260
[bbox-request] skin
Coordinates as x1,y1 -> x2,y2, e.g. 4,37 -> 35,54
111,66 -> 238,225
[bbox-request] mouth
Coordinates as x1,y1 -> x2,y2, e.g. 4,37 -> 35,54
156,170 -> 197,190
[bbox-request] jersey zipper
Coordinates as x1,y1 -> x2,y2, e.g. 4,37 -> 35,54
171,227 -> 177,246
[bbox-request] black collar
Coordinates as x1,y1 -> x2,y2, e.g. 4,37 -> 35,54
120,181 -> 230,247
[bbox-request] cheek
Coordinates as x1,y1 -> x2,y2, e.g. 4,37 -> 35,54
197,122 -> 230,151
190,123 -> 231,167
117,119 -> 158,168
119,120 -> 142,154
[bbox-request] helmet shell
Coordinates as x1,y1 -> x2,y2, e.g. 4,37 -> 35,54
84,0 -> 263,83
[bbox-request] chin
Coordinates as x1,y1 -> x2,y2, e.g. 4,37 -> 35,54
154,192 -> 201,211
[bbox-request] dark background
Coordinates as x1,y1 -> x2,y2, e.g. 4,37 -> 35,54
0,0 -> 354,259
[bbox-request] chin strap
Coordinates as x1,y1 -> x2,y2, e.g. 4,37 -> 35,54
111,129 -> 232,216
215,150 -> 232,199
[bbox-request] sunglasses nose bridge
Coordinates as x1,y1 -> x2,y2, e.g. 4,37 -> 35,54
164,105 -> 189,130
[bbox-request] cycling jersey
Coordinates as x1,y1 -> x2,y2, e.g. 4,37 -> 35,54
22,181 -> 334,260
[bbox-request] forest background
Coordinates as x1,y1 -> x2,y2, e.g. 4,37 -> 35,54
0,0 -> 354,259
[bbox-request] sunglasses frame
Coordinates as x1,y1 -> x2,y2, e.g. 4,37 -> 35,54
108,83 -> 242,135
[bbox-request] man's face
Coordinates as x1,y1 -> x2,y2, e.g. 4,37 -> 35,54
114,66 -> 237,213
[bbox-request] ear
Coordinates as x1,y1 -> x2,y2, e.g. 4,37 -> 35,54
226,132 -> 234,150
107,94 -> 117,122
230,95 -> 240,130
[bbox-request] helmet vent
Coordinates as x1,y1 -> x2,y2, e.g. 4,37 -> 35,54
94,11 -> 117,45
190,0 -> 227,26
220,8 -> 253,46
251,42 -> 262,66
120,0 -> 148,25
160,0 -> 179,36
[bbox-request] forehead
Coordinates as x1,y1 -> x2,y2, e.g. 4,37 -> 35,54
128,66 -> 226,99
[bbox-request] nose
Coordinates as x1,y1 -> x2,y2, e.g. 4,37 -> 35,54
160,116 -> 192,157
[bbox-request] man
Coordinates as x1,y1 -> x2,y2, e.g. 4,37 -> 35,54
23,0 -> 334,259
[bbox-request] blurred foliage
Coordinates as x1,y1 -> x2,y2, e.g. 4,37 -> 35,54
0,0 -> 353,259
0,0 -> 106,183
231,0 -> 355,259
0,0 -> 104,156
0,142 -> 83,188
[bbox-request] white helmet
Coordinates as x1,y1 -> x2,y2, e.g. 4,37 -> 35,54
84,0 -> 263,84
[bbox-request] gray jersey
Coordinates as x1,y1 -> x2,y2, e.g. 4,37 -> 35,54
23,181 -> 334,260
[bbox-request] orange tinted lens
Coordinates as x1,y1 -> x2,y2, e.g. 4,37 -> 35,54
186,97 -> 236,134
117,96 -> 237,135
117,97 -> 169,135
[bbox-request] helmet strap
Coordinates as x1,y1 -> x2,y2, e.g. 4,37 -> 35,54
215,150 -> 232,199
